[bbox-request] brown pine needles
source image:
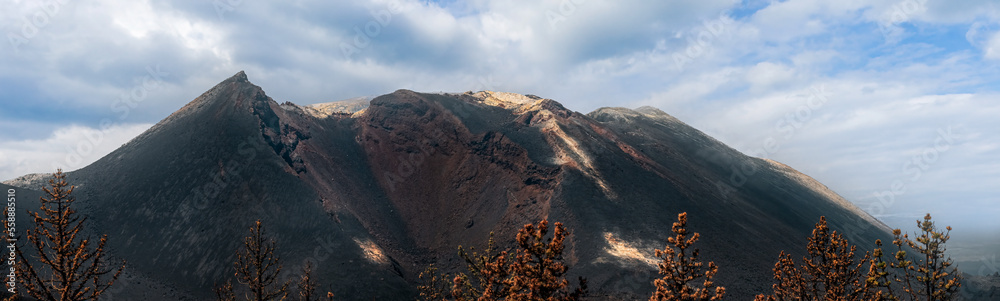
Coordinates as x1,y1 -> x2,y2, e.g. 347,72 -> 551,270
889,214 -> 962,301
650,212 -> 725,301
9,170 -> 125,301
757,214 -> 962,301
755,216 -> 873,301
216,220 -> 289,301
443,220 -> 586,301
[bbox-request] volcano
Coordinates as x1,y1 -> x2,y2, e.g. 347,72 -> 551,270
2,71 -> 896,300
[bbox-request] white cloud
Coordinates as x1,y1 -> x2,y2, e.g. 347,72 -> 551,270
748,0 -> 833,42
2,0 -> 999,239
0,123 -> 153,181
746,61 -> 796,91
984,31 -> 1000,60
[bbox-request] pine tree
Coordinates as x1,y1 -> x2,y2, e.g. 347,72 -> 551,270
417,265 -> 451,301
9,170 -> 125,301
292,262 -> 333,301
755,251 -> 805,301
216,280 -> 236,301
755,216 -> 872,301
890,214 -> 961,300
297,262 -> 316,301
865,239 -> 896,301
448,221 -> 586,301
506,220 -> 587,301
231,220 -> 289,301
759,214 -> 964,301
650,212 -> 724,301
800,216 -> 871,300
451,233 -> 510,300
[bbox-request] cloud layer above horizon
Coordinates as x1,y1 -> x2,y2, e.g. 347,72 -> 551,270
1,0 -> 999,243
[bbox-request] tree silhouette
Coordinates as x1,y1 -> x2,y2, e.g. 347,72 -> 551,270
219,220 -> 289,301
295,262 -> 332,301
650,212 -> 724,301
296,262 -> 316,301
9,170 -> 124,301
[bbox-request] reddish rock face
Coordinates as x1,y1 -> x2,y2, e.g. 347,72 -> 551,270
21,71 -> 894,300
355,90 -> 561,249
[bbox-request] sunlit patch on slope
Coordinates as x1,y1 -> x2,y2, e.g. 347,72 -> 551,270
470,91 -> 618,200
595,232 -> 658,268
353,238 -> 389,265
303,97 -> 372,118
547,124 -> 618,200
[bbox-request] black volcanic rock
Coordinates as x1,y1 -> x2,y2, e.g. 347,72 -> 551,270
5,72 -> 894,300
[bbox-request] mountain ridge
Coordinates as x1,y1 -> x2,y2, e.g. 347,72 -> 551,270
4,71 -> 896,300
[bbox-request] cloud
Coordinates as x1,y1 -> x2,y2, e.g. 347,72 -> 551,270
1,0 -> 999,240
0,123 -> 154,181
983,31 -> 1000,60
746,61 -> 796,91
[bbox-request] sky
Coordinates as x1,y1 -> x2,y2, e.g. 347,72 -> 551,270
1,0 -> 998,270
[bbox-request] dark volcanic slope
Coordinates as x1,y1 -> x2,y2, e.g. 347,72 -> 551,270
68,72 -> 410,299
10,72 -> 893,300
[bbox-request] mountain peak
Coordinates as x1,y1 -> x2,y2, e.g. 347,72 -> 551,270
144,70 -> 264,134
588,106 -> 683,125
462,91 -> 572,117
193,70 -> 262,107
229,70 -> 248,83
